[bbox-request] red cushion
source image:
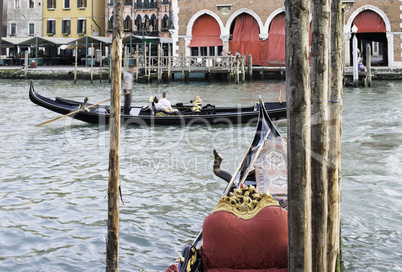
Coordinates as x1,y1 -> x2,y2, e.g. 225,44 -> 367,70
201,207 -> 288,270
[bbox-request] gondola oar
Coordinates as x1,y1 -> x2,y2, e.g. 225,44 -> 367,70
35,93 -> 129,127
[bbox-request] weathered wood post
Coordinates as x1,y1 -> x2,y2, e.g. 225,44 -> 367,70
74,41 -> 78,84
285,0 -> 312,270
24,50 -> 28,77
235,58 -> 240,84
135,44 -> 139,82
148,42 -> 151,83
100,42 -> 103,83
328,0 -> 345,270
310,0 -> 329,269
366,43 -> 372,87
352,26 -> 359,87
168,43 -> 172,82
241,55 -> 246,82
157,44 -> 161,83
106,0 -> 124,271
91,43 -> 94,84
247,54 -> 253,80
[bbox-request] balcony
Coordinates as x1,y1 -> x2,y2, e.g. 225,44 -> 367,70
134,2 -> 157,9
161,0 -> 170,5
132,30 -> 158,37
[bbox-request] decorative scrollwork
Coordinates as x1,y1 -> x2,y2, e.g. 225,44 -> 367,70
213,186 -> 279,220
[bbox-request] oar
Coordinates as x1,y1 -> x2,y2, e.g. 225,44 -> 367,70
35,93 -> 128,127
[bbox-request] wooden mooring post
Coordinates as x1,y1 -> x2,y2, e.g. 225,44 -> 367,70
167,43 -> 172,82
241,55 -> 246,82
91,43 -> 94,84
74,41 -> 78,84
366,43 -> 372,87
285,0 -> 344,269
285,0 -> 312,270
106,0 -> 123,271
247,54 -> 253,80
100,42 -> 103,83
24,51 -> 28,78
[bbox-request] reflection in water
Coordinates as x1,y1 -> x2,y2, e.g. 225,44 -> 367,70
0,79 -> 400,271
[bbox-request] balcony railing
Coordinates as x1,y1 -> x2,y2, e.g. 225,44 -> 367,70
134,2 -> 157,9
161,0 -> 170,5
132,30 -> 158,37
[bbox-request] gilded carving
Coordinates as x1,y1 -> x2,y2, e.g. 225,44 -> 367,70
213,186 -> 279,220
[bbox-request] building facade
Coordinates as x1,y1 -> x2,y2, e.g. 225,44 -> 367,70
173,0 -> 402,68
105,0 -> 173,38
43,0 -> 105,38
7,0 -> 43,37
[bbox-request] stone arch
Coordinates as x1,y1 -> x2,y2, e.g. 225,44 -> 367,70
186,10 -> 224,38
264,8 -> 285,40
346,5 -> 391,33
225,8 -> 264,39
345,5 -> 393,66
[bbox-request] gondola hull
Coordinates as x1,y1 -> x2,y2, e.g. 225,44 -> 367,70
29,83 -> 287,126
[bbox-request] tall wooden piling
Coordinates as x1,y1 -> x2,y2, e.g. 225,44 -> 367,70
310,0 -> 330,269
100,42 -> 103,83
148,42 -> 151,83
135,44 -> 139,82
91,43 -> 94,84
168,44 -> 172,82
328,0 -> 344,270
157,44 -> 161,83
106,0 -> 124,271
74,41 -> 78,84
285,0 -> 312,270
247,54 -> 253,80
235,58 -> 240,84
241,55 -> 246,82
366,43 -> 372,87
24,51 -> 28,77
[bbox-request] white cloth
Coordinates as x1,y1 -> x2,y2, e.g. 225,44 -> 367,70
123,70 -> 133,90
159,98 -> 171,108
154,102 -> 164,111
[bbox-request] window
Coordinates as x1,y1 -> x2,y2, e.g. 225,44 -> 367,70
134,15 -> 141,32
47,0 -> 56,9
29,23 -> 35,35
77,0 -> 87,8
29,0 -> 35,8
10,23 -> 16,35
15,0 -> 21,8
108,16 -> 113,31
64,0 -> 70,9
62,20 -> 70,35
77,19 -> 86,35
124,15 -> 132,32
47,20 -> 55,35
161,14 -> 169,31
150,14 -> 157,32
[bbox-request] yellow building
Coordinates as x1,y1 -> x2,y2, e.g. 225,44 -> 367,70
43,0 -> 105,38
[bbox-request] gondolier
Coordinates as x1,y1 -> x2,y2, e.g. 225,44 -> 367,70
123,64 -> 136,115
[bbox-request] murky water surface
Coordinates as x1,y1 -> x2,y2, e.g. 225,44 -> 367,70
0,79 -> 400,271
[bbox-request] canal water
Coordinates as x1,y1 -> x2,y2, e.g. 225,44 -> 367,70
0,79 -> 400,271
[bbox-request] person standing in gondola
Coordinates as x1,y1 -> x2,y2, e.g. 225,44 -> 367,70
123,64 -> 137,115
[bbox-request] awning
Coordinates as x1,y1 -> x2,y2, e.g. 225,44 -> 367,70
22,37 -> 78,46
353,10 -> 386,33
0,37 -> 32,46
188,14 -> 222,47
71,36 -> 112,45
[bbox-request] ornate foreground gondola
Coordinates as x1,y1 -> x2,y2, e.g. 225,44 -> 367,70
166,99 -> 288,272
29,81 -> 287,126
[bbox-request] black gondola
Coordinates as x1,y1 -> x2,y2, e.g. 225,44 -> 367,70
29,81 -> 287,127
168,99 -> 288,272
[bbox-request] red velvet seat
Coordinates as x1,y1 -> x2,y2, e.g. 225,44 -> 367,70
200,191 -> 288,272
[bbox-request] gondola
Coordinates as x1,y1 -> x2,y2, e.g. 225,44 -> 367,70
166,98 -> 288,272
29,81 -> 287,126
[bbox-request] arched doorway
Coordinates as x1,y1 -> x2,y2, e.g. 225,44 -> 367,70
229,13 -> 263,65
188,14 -> 223,56
266,12 -> 286,66
351,10 -> 387,66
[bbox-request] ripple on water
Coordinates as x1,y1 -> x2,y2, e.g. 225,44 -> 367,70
1,79 -> 401,271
